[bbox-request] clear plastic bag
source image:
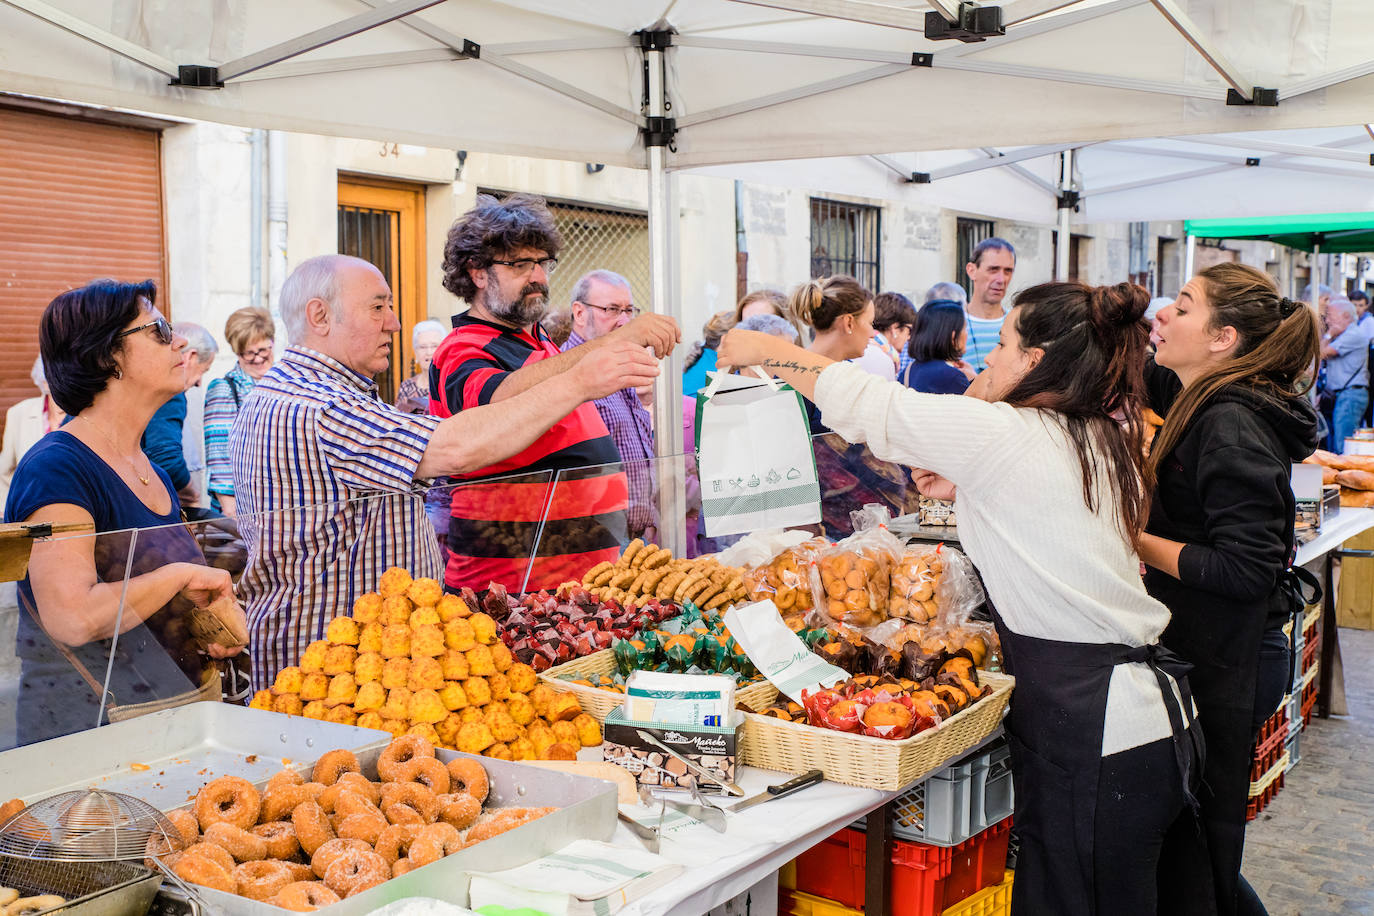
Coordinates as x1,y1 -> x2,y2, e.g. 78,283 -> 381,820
812,505 -> 903,628
742,537 -> 828,621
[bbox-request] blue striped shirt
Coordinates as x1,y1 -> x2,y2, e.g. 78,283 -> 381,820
231,346 -> 443,690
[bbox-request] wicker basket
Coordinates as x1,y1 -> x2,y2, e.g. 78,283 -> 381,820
539,648 -> 779,721
736,671 -> 1015,791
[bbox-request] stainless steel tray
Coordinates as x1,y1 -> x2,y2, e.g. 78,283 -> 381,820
0,856 -> 162,916
0,703 -> 393,810
172,744 -> 617,913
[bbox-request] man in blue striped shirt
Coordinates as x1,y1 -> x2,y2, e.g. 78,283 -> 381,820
231,254 -> 660,689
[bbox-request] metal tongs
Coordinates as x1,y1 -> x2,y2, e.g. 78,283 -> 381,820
617,799 -> 663,854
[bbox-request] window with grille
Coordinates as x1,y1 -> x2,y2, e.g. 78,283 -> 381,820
956,217 -> 994,297
810,198 -> 881,292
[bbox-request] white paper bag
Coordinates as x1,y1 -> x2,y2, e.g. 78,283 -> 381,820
695,370 -> 821,537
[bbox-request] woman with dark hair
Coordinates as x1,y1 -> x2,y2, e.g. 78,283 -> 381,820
5,280 -> 244,746
901,300 -> 975,394
1142,264 -> 1321,916
720,281 -> 1198,915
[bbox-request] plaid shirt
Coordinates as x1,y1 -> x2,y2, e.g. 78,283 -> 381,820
231,346 -> 443,690
561,330 -> 656,533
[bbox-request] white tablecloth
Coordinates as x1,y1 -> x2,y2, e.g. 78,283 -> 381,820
1296,507 -> 1374,567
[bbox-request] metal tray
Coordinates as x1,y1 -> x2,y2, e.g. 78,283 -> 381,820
0,857 -> 162,916
0,703 -> 393,810
164,744 -> 617,913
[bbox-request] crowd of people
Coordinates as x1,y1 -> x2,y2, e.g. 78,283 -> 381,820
0,189 -> 1359,916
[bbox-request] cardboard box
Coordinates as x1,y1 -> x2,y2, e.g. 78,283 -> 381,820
602,708 -> 739,794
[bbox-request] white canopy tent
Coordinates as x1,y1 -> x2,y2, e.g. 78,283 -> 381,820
5,0 -> 1374,549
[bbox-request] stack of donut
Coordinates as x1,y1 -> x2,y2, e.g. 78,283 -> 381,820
248,567 -> 602,761
164,737 -> 555,911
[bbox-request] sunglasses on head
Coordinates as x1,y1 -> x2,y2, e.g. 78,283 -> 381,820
116,316 -> 174,345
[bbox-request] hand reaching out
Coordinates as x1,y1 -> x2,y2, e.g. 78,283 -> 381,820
910,468 -> 957,501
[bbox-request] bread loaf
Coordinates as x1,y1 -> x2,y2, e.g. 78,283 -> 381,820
1336,470 -> 1374,491
1305,449 -> 1343,468
1323,467 -> 1339,485
1339,487 -> 1374,508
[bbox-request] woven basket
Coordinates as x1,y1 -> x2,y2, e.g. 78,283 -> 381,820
737,671 -> 1015,791
539,648 -> 779,721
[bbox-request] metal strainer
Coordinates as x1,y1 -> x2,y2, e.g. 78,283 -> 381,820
0,790 -> 215,914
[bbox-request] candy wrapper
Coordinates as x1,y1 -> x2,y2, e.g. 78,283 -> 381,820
812,505 -> 902,628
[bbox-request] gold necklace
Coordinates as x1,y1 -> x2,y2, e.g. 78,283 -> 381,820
81,416 -> 151,486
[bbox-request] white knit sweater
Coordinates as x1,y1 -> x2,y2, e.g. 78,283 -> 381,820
816,362 -> 1179,756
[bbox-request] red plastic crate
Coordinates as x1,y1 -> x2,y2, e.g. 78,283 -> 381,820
1245,771 -> 1285,822
940,819 -> 1013,909
1252,709 -> 1288,761
1301,638 -> 1318,673
794,822 -> 1011,916
1250,742 -> 1285,782
1301,682 -> 1317,727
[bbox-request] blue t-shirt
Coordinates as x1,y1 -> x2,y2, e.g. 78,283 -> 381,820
683,348 -> 718,399
142,392 -> 190,492
5,430 -> 207,745
901,360 -> 971,395
963,311 -> 1006,374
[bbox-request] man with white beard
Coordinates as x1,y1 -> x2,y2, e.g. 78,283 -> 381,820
429,193 -> 679,594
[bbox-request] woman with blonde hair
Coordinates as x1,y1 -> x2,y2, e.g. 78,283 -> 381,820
1143,263 -> 1321,916
790,275 -> 874,432
204,307 -> 275,516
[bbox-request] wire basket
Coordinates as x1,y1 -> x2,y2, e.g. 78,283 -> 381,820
0,790 -> 183,863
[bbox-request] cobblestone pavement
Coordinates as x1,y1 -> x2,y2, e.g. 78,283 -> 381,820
1243,627 -> 1374,916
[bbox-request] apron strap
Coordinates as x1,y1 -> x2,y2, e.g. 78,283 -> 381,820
1118,643 -> 1205,815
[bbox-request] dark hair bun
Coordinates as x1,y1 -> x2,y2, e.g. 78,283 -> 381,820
1089,282 -> 1150,331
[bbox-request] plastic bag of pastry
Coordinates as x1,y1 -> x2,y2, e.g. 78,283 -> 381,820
888,544 -> 943,624
743,537 -> 828,621
812,505 -> 901,628
932,546 -> 986,628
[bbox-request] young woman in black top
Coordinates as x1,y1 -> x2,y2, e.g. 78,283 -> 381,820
900,299 -> 975,394
1139,263 -> 1321,916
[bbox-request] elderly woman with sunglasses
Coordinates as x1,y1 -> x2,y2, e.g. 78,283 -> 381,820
4,280 -> 246,745
203,307 -> 276,516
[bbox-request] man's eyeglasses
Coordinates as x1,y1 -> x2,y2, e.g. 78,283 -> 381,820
241,346 -> 274,363
581,302 -> 641,318
116,316 -> 174,345
488,257 -> 558,276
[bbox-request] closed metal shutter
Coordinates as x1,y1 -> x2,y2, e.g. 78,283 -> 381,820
0,105 -> 166,424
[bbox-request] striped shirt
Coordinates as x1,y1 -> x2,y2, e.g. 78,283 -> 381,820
429,313 -> 626,594
231,346 -> 443,690
203,364 -> 257,499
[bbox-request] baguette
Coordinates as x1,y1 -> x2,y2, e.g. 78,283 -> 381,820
1339,487 -> 1374,508
1336,469 -> 1374,492
1332,454 -> 1374,473
1323,467 -> 1339,486
1304,449 -> 1343,468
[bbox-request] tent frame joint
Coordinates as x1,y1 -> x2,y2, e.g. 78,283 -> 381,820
636,29 -> 674,51
642,115 -> 677,149
1226,86 -> 1277,106
924,3 -> 1005,42
911,52 -> 934,67
1057,189 -> 1080,210
171,64 -> 223,89
909,171 -> 932,183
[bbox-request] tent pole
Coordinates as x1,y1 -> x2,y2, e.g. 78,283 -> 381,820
1183,233 -> 1196,281
644,40 -> 686,558
1055,149 -> 1073,281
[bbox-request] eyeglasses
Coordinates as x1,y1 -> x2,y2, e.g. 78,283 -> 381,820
488,257 -> 558,276
581,301 -> 641,318
116,316 -> 174,345
241,346 -> 273,363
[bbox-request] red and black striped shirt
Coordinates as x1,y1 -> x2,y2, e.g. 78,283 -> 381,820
429,313 -> 626,593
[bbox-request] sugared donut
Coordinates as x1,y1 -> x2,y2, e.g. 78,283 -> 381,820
391,858 -> 416,878
445,758 -> 490,804
394,757 -> 450,795
261,784 -> 317,823
285,863 -> 317,883
376,735 -> 434,781
166,808 -> 200,846
379,783 -> 438,825
250,821 -> 300,861
346,873 -> 388,898
373,824 -> 418,865
174,853 -> 235,894
180,842 -> 235,874
271,881 -> 340,912
434,793 -> 481,830
5,896 -> 67,915
309,838 -> 371,879
404,826 -> 446,868
290,801 -> 335,857
194,776 -> 261,831
203,822 -> 267,862
311,750 -> 360,786
330,773 -> 381,809
234,859 -> 295,902
323,848 -> 390,896
0,799 -> 25,824
265,769 -> 305,795
334,792 -> 383,822
335,812 -> 387,846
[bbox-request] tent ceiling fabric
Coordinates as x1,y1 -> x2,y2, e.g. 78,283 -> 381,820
1185,212 -> 1374,252
1,0 -> 1373,169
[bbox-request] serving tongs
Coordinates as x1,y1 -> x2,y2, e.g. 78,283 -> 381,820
617,794 -> 664,853
633,728 -> 744,797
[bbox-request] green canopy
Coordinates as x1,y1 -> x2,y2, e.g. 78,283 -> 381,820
1184,212 -> 1374,254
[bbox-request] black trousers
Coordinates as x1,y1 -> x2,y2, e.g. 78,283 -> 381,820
1093,737 -> 1186,915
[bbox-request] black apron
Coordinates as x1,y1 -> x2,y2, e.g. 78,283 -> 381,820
992,613 -> 1203,916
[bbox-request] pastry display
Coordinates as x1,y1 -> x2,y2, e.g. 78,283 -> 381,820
248,569 -> 602,760
815,546 -> 894,627
580,538 -> 749,611
168,738 -> 555,908
888,546 -> 943,623
742,538 -> 827,615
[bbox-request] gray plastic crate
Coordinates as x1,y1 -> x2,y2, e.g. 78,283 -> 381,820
1291,628 -> 1305,693
1284,727 -> 1301,772
856,737 -> 1013,846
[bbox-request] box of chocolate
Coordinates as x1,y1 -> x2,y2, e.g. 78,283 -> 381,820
601,708 -> 740,794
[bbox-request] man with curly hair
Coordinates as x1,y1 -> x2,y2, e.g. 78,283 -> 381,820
430,193 -> 679,594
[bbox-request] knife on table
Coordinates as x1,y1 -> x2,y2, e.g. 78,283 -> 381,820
728,769 -> 825,813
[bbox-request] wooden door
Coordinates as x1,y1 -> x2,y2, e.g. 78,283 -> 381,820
337,176 -> 426,404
